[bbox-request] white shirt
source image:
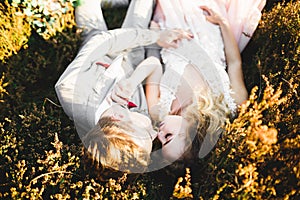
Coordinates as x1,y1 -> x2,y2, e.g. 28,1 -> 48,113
94,54 -> 124,124
55,28 -> 159,138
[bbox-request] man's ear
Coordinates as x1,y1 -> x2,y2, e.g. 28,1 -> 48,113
110,115 -> 121,122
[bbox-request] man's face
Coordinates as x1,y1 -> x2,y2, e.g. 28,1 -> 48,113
101,104 -> 157,154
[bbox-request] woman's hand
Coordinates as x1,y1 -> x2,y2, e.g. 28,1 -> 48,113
111,78 -> 136,105
201,6 -> 248,105
200,6 -> 227,25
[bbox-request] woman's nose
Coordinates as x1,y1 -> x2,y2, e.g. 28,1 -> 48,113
157,131 -> 166,143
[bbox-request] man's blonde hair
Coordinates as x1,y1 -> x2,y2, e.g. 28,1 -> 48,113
83,117 -> 150,173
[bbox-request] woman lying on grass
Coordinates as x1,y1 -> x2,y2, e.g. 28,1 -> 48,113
146,0 -> 265,163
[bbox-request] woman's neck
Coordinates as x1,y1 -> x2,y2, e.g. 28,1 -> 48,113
170,64 -> 208,116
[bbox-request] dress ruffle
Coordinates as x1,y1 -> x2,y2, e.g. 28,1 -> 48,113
154,0 -> 266,52
158,48 -> 186,120
158,40 -> 237,119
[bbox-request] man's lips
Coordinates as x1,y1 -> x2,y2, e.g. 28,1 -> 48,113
159,122 -> 164,128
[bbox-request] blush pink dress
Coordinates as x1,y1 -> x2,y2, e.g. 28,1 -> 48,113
153,0 -> 266,52
152,0 -> 265,158
152,0 -> 266,119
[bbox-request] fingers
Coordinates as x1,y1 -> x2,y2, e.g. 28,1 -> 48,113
200,6 -> 211,17
173,29 -> 194,41
111,90 -> 128,105
170,30 -> 193,48
111,83 -> 129,105
200,6 -> 214,21
199,5 -> 211,15
110,79 -> 136,105
157,29 -> 194,48
199,5 -> 225,25
179,30 -> 194,40
165,30 -> 193,48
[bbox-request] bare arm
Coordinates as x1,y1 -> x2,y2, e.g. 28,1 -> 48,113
130,57 -> 162,109
55,27 -> 192,116
219,20 -> 248,105
111,56 -> 162,107
201,6 -> 248,105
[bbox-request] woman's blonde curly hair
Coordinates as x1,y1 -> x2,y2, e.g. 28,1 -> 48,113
182,88 -> 230,162
82,117 -> 150,174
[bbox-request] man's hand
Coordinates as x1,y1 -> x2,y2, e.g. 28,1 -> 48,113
157,29 -> 194,48
111,78 -> 136,106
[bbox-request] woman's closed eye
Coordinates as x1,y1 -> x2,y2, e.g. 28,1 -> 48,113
164,133 -> 173,145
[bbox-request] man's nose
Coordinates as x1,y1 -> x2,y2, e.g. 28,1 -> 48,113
159,122 -> 165,131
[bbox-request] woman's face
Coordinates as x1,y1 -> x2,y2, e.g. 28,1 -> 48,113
158,115 -> 189,161
102,104 -> 157,154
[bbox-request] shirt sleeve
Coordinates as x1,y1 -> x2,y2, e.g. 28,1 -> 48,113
55,28 -> 159,123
